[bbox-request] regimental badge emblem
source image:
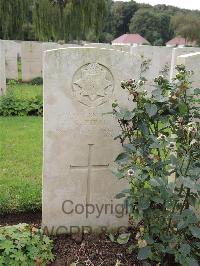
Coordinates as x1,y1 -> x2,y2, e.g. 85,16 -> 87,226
72,63 -> 114,107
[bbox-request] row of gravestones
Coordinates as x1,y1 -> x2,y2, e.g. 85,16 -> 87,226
42,47 -> 200,234
1,40 -> 82,82
1,40 -> 200,83
3,41 -> 125,82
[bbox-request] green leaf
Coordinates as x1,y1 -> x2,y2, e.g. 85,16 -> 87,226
117,233 -> 130,245
110,166 -> 124,179
133,211 -> 143,225
115,193 -> 125,199
152,196 -> 164,204
179,243 -> 191,255
138,122 -> 149,135
178,102 -> 188,115
116,109 -> 135,120
194,88 -> 200,95
138,198 -> 150,210
109,233 -> 115,243
190,226 -> 200,239
144,103 -> 157,117
115,152 -> 129,163
182,178 -> 196,190
149,178 -> 160,187
127,244 -> 135,254
123,144 -> 136,153
187,257 -> 199,266
177,220 -> 188,230
151,88 -> 168,102
137,246 -> 151,260
0,240 -> 15,255
123,110 -> 135,120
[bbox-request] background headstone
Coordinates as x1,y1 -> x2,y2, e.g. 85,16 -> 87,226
170,47 -> 200,81
131,46 -> 173,82
0,41 -> 6,95
177,52 -> 200,88
21,41 -> 43,82
61,43 -> 82,48
43,47 -> 139,233
42,42 -> 61,52
84,43 -> 131,53
3,40 -> 20,80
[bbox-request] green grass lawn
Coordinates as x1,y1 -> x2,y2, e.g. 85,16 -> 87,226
7,82 -> 42,100
0,116 -> 42,214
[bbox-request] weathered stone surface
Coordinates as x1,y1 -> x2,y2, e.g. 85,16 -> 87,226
21,41 -> 71,81
84,43 -> 131,53
112,45 -> 131,53
43,47 -> 138,233
3,40 -> 20,80
131,46 -> 173,83
177,52 -> 200,88
84,43 -> 112,49
21,41 -> 43,82
61,43 -> 81,48
170,47 -> 200,81
42,42 -> 61,52
0,41 -> 6,95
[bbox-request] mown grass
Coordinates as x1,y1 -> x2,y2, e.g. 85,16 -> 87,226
0,115 -> 42,214
7,82 -> 42,100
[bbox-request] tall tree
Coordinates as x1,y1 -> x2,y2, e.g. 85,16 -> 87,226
172,12 -> 200,44
159,14 -> 174,44
110,0 -> 138,38
129,8 -> 161,44
49,0 -> 68,40
129,7 -> 174,45
32,0 -> 107,42
0,0 -> 30,39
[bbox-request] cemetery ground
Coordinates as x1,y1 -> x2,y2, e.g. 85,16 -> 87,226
0,83 -> 140,265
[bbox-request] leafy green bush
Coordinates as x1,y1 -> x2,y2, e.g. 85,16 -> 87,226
31,77 -> 43,85
6,79 -> 18,86
0,91 -> 43,116
0,223 -> 54,265
112,65 -> 200,265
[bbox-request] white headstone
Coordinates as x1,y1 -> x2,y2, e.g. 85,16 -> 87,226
112,45 -> 131,53
131,46 -> 173,82
61,43 -> 81,48
170,47 -> 200,81
84,43 -> 111,49
0,41 -> 6,95
43,47 -> 138,234
177,52 -> 200,88
3,40 -> 20,80
21,41 -> 43,82
84,43 -> 131,53
42,42 -> 61,52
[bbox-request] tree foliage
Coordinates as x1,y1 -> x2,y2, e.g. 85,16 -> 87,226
33,0 -> 107,42
0,0 -> 30,39
0,0 -> 200,45
0,0 -> 107,42
110,0 -> 138,38
129,8 -> 173,45
172,12 -> 200,44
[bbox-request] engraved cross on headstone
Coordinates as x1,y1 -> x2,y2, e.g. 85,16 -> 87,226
70,144 -> 109,204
